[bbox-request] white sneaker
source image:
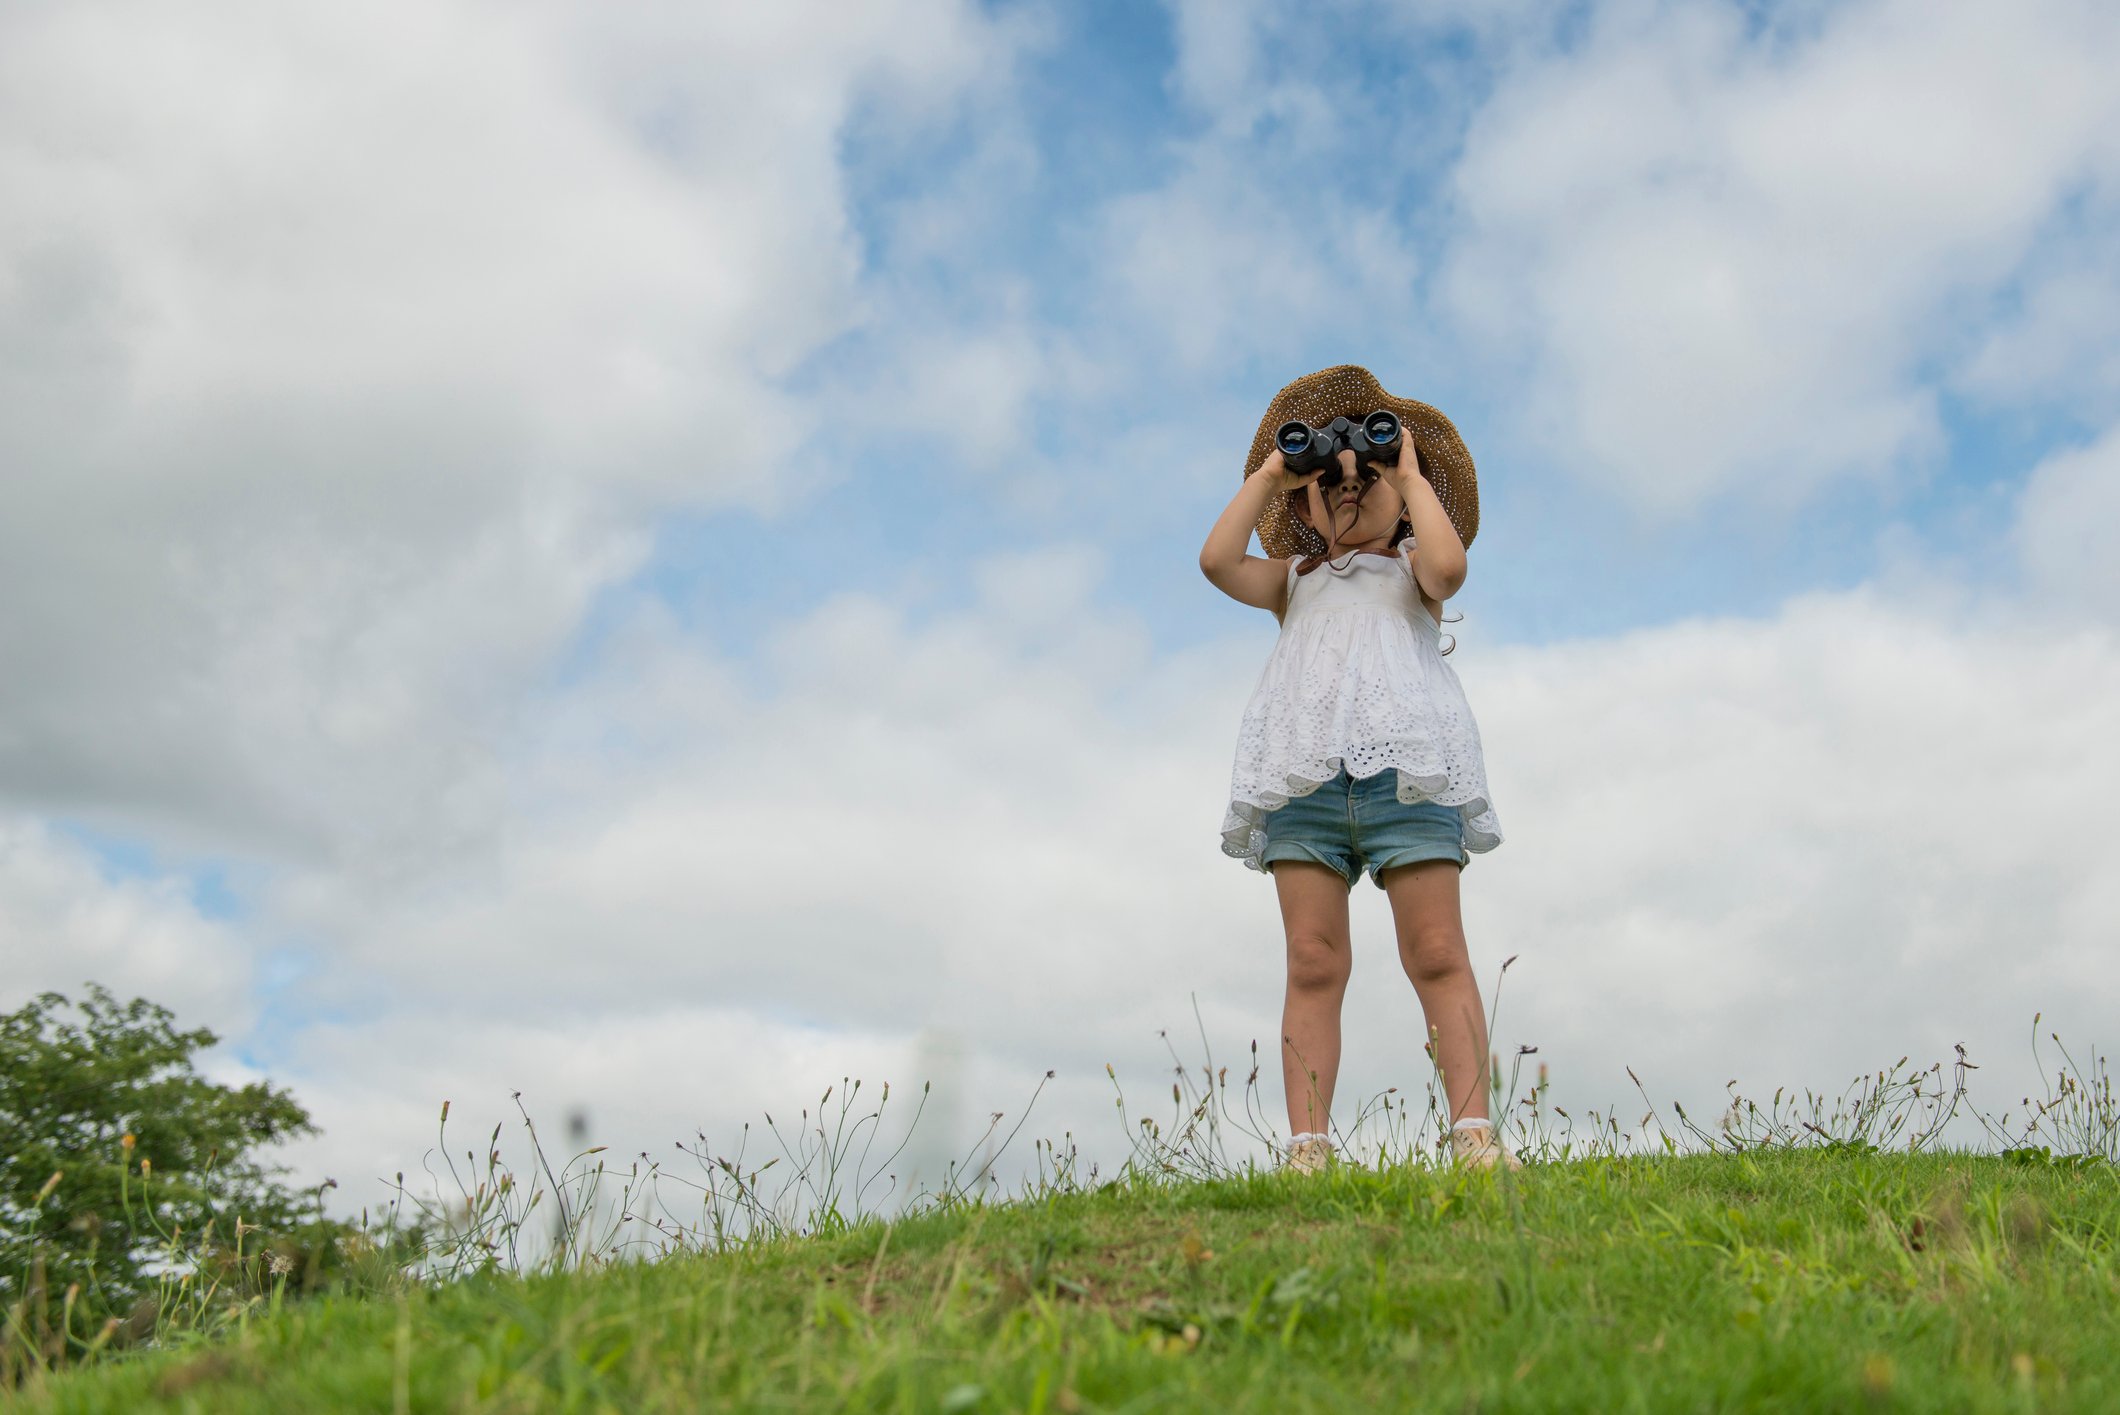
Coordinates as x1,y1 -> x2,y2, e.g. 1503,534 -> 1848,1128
1449,1122 -> 1522,1171
1284,1135 -> 1335,1174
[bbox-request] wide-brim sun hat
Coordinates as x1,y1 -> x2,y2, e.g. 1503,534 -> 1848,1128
1242,365 -> 1480,559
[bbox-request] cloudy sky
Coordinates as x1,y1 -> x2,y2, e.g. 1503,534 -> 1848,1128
5,0 -> 2118,1209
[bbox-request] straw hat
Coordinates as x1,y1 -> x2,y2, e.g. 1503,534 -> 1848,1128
1242,365 -> 1480,559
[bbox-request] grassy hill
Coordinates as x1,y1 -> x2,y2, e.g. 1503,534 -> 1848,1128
15,1145 -> 2119,1413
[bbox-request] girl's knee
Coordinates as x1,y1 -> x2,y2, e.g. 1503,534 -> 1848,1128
1286,931 -> 1352,993
1399,929 -> 1470,987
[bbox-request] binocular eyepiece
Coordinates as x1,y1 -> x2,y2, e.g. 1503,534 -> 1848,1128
1274,410 -> 1402,486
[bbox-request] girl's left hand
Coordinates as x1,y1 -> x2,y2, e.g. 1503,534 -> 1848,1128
1369,433 -> 1429,499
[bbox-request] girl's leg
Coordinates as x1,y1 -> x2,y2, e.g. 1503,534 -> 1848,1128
1378,859 -> 1491,1124
1271,859 -> 1355,1135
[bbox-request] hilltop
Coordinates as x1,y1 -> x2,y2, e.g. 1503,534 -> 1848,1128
18,1146 -> 2119,1413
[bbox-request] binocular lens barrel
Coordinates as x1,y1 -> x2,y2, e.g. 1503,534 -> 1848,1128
1274,411 -> 1402,480
1276,420 -> 1338,476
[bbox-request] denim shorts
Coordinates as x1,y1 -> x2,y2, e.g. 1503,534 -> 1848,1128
1259,766 -> 1468,891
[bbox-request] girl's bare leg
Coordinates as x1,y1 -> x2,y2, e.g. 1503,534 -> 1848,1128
1270,859 -> 1354,1135
1379,859 -> 1491,1124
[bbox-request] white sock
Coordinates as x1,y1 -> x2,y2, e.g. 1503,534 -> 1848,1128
1450,1118 -> 1493,1133
1288,1131 -> 1331,1146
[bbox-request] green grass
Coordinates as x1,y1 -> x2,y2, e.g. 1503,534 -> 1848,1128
15,1146 -> 2119,1413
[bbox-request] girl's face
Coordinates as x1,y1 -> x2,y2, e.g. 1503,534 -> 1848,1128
1291,448 -> 1407,550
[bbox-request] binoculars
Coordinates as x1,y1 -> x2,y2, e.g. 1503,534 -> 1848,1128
1274,410 -> 1403,485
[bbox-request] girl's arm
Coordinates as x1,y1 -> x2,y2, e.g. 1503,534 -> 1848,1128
1382,452 -> 1467,602
1200,452 -> 1311,613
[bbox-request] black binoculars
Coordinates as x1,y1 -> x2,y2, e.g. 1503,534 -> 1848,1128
1275,410 -> 1402,485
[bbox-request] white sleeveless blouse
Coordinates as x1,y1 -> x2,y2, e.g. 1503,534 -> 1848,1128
1220,543 -> 1504,871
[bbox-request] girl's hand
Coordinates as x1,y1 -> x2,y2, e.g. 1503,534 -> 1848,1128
1371,433 -> 1430,500
1257,447 -> 1327,496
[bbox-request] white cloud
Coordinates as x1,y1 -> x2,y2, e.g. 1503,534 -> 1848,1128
255,541 -> 1252,1061
1162,0 -> 1280,117
1457,584 -> 2120,1098
1957,195 -> 2120,421
2012,423 -> 2120,624
0,0 -> 1019,863
0,820 -> 253,1036
1439,0 -> 2120,515
1097,149 -> 1422,374
1071,3 -> 1440,382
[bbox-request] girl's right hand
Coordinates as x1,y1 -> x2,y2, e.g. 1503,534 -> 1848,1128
1257,447 -> 1326,496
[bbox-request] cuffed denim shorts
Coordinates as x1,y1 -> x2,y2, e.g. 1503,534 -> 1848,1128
1259,766 -> 1468,891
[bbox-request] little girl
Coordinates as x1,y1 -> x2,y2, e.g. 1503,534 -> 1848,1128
1198,366 -> 1518,1173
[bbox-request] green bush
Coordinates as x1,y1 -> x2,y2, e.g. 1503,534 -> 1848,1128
1,985 -> 371,1377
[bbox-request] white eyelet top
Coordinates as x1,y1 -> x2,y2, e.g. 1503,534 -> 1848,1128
1220,543 -> 1503,871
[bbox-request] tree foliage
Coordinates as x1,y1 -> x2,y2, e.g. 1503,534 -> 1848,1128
2,984 -> 356,1371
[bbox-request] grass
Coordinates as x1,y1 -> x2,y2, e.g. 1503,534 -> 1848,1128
9,979 -> 2120,1411
12,1145 -> 2120,1412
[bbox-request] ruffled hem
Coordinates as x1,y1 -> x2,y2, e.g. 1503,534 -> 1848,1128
1219,753 -> 1504,873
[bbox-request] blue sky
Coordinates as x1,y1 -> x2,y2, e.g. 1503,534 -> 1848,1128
6,0 -> 2119,1201
583,0 -> 2092,685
